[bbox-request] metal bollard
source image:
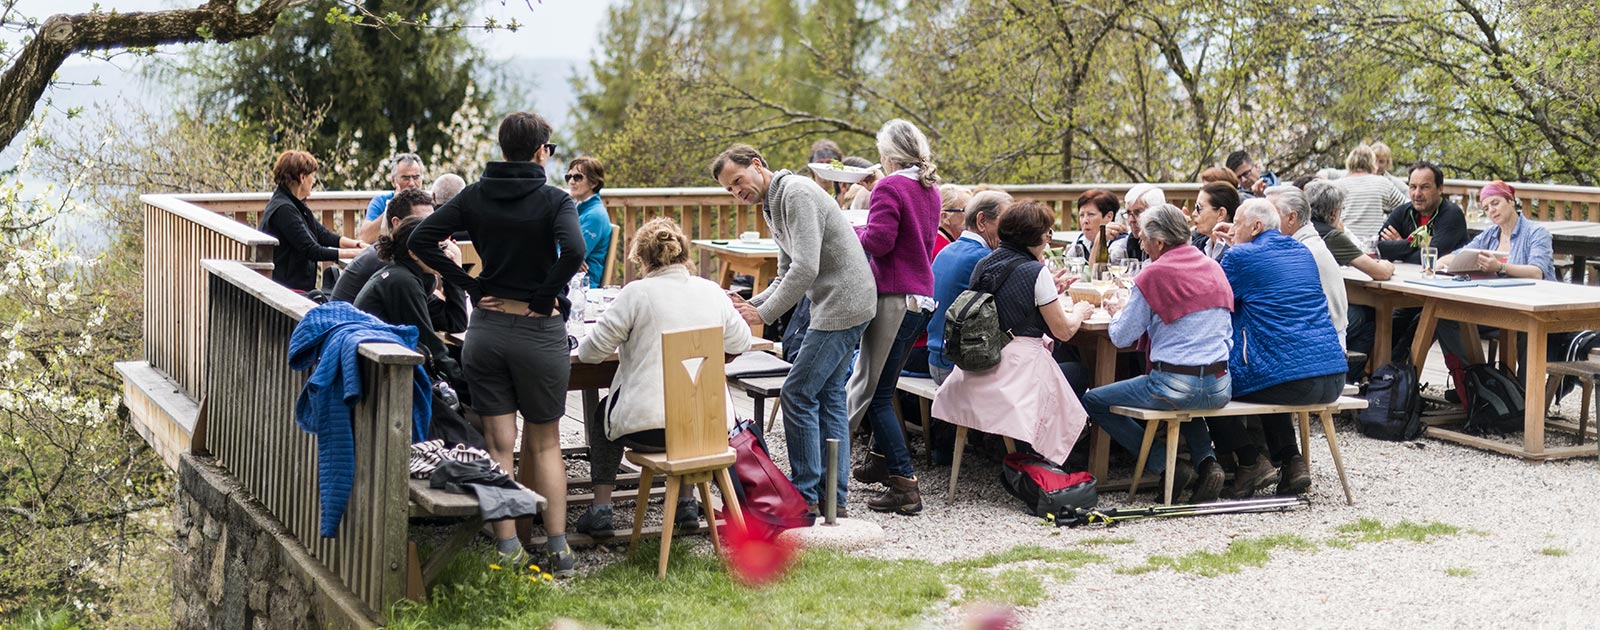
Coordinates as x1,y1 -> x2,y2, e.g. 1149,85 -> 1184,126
824,438 -> 840,525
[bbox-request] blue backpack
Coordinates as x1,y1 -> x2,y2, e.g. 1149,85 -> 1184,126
1359,362 -> 1423,441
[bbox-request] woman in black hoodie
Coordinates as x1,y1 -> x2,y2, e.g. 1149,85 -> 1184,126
409,112 -> 585,575
258,150 -> 365,292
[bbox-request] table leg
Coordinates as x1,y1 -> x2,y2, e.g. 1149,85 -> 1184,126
1410,301 -> 1442,373
1460,323 -> 1486,366
1574,256 -> 1588,285
1523,321 -> 1548,458
717,260 -> 735,289
1372,297 -> 1395,371
1088,335 -> 1118,482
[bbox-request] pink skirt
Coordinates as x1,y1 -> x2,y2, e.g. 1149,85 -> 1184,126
931,336 -> 1088,464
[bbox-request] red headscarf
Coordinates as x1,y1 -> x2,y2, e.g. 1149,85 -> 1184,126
1479,180 -> 1516,203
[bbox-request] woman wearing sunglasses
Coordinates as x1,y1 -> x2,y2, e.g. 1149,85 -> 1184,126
567,157 -> 613,288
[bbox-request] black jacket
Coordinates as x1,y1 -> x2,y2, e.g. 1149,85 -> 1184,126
259,185 -> 342,291
410,161 -> 584,316
1377,198 -> 1467,264
352,259 -> 457,364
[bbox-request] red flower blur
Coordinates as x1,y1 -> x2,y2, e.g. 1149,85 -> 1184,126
719,518 -> 797,587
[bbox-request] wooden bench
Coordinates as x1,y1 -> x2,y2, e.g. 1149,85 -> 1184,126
728,375 -> 785,433
893,376 -> 938,464
1109,396 -> 1368,507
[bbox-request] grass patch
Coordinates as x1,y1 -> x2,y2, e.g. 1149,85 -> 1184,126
390,542 -> 1107,629
1444,567 -> 1474,577
1538,547 -> 1570,557
1119,534 -> 1319,577
1079,537 -> 1135,547
1333,518 -> 1459,543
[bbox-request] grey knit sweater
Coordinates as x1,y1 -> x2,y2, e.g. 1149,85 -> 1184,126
748,170 -> 876,331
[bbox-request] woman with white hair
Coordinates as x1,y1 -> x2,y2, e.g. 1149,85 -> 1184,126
1086,203 -> 1234,502
847,119 -> 941,515
1336,144 -> 1407,244
1109,184 -> 1165,265
1212,199 -> 1347,498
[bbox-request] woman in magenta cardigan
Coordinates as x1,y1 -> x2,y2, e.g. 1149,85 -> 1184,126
847,119 -> 942,515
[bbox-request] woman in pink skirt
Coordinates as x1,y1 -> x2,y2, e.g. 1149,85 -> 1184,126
932,200 -> 1094,465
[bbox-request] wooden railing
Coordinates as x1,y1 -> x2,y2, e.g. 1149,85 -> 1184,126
171,179 -> 1600,286
200,259 -> 417,620
142,194 -> 277,401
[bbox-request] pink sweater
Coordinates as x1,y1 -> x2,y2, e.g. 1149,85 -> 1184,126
856,173 -> 940,295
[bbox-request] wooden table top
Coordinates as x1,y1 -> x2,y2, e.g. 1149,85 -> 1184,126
691,238 -> 781,258
1342,263 -> 1600,312
448,327 -> 772,365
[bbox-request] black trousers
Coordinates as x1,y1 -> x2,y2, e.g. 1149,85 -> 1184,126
1209,373 -> 1344,463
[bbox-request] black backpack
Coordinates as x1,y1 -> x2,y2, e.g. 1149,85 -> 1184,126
998,453 -> 1097,518
1462,362 -> 1525,435
1359,361 -> 1423,440
943,258 -> 1029,372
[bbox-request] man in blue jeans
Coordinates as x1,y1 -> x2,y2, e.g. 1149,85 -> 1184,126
713,144 -> 876,514
1082,204 -> 1235,503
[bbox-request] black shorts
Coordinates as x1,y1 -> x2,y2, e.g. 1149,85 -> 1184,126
462,308 -> 571,424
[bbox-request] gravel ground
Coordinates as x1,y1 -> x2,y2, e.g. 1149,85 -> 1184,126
546,344 -> 1599,628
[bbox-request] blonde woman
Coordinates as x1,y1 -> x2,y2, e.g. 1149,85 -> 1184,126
574,218 -> 753,537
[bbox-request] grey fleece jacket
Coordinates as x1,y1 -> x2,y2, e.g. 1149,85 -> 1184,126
748,170 -> 876,331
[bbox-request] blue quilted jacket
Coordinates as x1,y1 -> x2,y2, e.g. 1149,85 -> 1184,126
288,302 -> 432,537
1221,230 -> 1347,396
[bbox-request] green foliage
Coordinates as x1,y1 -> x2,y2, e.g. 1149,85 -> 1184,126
1078,536 -> 1136,547
1444,567 -> 1475,577
3,608 -> 80,630
165,0 -> 491,176
1120,534 -> 1320,577
1537,547 -> 1570,557
1332,519 -> 1460,543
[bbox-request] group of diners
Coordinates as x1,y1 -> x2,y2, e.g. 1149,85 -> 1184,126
255,109 -> 1558,575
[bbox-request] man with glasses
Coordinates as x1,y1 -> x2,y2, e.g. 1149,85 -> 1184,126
359,153 -> 427,243
1226,150 -> 1275,199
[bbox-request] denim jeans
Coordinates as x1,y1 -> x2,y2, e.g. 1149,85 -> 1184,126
1083,369 -> 1231,473
781,322 -> 868,509
1346,305 -> 1375,379
864,308 -> 930,479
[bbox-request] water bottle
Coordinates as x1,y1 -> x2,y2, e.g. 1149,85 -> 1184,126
567,273 -> 587,338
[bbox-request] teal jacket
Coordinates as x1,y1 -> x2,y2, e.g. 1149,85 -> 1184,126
578,195 -> 612,287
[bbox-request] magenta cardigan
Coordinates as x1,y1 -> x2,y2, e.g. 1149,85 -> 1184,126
856,173 -> 940,295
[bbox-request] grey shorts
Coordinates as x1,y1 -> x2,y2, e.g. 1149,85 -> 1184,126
462,308 -> 571,424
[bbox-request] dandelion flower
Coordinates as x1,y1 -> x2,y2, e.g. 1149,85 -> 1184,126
488,564 -> 502,571
529,564 -> 540,572
542,573 -> 554,581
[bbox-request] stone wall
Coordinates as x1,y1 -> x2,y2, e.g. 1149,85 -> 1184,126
172,454 -> 375,630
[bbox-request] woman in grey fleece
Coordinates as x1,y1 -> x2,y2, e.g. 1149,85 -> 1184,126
713,144 -> 876,514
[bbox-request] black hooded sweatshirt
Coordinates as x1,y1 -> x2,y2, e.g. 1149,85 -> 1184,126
410,161 -> 585,316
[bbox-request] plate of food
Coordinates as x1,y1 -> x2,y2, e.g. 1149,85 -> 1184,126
808,160 -> 877,184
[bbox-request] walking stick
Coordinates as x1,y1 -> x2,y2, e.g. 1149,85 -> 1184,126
1048,496 -> 1311,528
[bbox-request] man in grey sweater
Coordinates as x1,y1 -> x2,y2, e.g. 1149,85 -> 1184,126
713,144 -> 875,515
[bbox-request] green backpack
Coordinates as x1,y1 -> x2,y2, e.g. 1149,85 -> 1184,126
943,258 -> 1030,372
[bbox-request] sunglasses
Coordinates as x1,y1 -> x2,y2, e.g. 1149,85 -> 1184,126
544,143 -> 558,155
565,173 -> 586,182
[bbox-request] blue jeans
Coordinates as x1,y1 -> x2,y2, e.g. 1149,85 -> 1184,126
1083,369 -> 1230,473
781,322 -> 868,508
865,308 -> 930,479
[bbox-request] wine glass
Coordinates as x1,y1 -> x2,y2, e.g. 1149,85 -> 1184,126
1107,263 -> 1128,284
1065,255 -> 1086,281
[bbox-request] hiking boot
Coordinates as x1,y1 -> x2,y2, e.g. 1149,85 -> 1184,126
1166,462 -> 1198,498
1276,454 -> 1311,496
1189,459 -> 1225,503
852,451 -> 890,485
673,497 -> 702,533
545,546 -> 577,579
867,475 -> 923,515
573,504 -> 616,539
807,504 -> 849,519
1225,458 -> 1277,499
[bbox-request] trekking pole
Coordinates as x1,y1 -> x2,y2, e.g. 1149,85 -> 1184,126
824,438 -> 840,525
1049,496 -> 1310,528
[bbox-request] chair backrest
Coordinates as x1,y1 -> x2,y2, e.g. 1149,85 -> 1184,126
458,241 -> 482,278
660,326 -> 729,460
601,223 -> 622,287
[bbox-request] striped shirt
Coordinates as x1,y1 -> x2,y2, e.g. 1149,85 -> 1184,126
1339,174 -> 1408,245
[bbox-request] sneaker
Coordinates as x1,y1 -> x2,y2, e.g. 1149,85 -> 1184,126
1225,458 -> 1278,498
852,451 -> 890,485
807,503 -> 850,519
497,546 -> 529,569
545,546 -> 577,579
573,504 -> 615,538
867,475 -> 923,515
1189,459 -> 1225,503
673,497 -> 701,533
1276,454 -> 1311,496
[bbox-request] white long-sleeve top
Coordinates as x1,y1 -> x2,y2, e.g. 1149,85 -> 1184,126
576,264 -> 753,440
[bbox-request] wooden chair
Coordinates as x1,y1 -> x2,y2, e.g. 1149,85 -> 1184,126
600,223 -> 622,286
1544,361 -> 1600,446
628,326 -> 747,579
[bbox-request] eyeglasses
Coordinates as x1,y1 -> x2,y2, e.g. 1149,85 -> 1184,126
397,174 -> 423,182
544,143 -> 558,155
565,173 -> 586,182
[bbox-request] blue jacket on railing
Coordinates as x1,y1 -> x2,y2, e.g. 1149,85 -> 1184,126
288,302 -> 432,538
1220,229 -> 1347,397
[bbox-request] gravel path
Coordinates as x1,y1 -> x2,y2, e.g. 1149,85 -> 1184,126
555,344 -> 1599,628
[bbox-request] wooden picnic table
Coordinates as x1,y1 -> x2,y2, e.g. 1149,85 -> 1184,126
1064,313 -> 1145,490
1468,220 -> 1600,283
1342,263 -> 1600,460
691,238 -> 780,295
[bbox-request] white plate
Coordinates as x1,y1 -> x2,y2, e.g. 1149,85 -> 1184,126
808,162 -> 874,184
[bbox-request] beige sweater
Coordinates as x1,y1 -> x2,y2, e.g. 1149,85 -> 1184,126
576,265 -> 753,440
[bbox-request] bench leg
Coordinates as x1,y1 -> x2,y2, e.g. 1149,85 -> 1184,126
1319,410 -> 1355,506
1128,420 -> 1160,502
949,426 -> 968,499
1162,419 -> 1182,505
920,398 -> 934,466
1003,437 -> 1018,454
1580,381 -> 1593,446
1298,411 -> 1313,474
753,396 -> 766,434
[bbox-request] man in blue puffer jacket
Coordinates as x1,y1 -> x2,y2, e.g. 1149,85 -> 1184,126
1213,199 -> 1348,498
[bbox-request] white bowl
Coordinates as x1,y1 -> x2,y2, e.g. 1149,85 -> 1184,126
808,162 -> 874,184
